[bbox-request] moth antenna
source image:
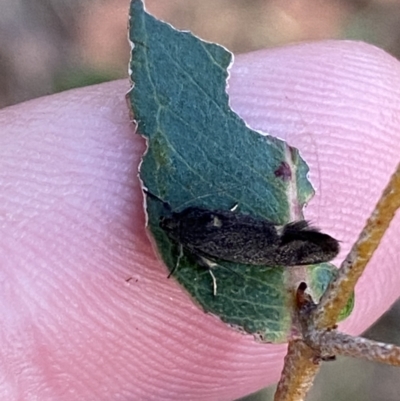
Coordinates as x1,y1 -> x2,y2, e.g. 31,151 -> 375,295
143,189 -> 172,211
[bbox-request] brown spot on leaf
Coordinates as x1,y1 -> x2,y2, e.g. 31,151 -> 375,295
274,161 -> 292,181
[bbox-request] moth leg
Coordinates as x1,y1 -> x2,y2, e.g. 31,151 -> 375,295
198,256 -> 219,296
168,244 -> 183,278
209,269 -> 218,297
197,256 -> 244,295
167,247 -> 219,297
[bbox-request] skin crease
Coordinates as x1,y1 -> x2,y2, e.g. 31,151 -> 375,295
1,41 -> 400,401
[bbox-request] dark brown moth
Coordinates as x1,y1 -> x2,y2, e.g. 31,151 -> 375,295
160,206 -> 340,267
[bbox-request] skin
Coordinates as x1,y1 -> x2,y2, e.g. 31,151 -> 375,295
1,40 -> 400,401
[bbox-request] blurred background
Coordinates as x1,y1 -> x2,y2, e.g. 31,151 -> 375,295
1,0 -> 400,399
3,0 -> 400,108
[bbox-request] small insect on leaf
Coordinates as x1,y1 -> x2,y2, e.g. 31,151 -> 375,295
160,206 -> 340,267
159,204 -> 340,298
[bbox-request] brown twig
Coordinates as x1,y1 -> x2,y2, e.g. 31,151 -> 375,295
274,164 -> 400,401
308,330 -> 400,366
313,163 -> 400,328
274,340 -> 321,401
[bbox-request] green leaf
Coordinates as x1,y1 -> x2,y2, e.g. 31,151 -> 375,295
127,0 -> 353,342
